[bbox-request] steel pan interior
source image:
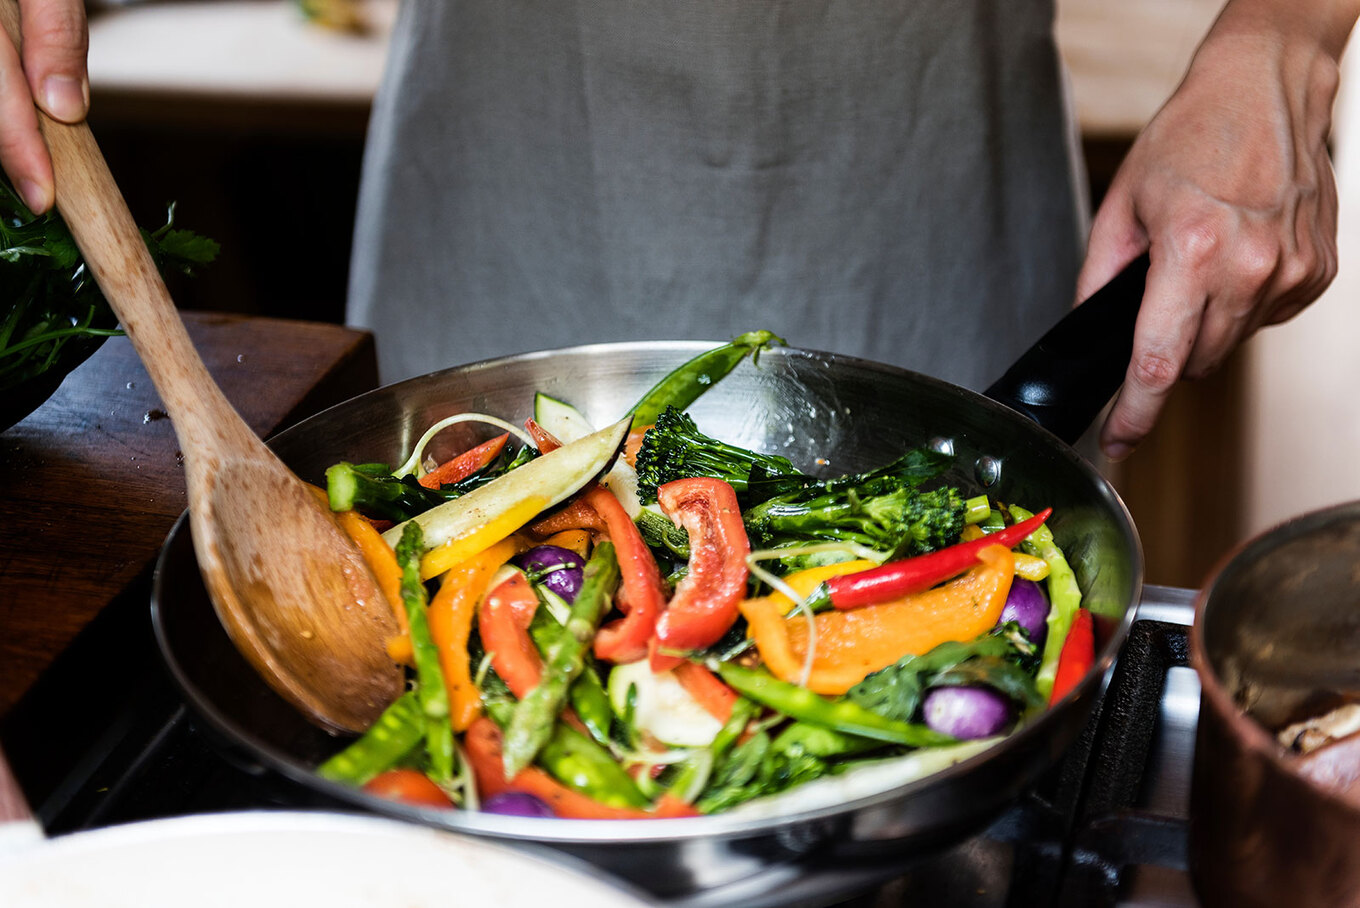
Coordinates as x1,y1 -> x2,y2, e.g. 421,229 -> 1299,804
152,341 -> 1142,899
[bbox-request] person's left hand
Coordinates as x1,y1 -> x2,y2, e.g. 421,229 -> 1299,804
1076,0 -> 1353,461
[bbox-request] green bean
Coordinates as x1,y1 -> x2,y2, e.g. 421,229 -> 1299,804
316,691 -> 424,785
716,663 -> 954,748
627,330 -> 785,428
501,542 -> 621,777
1011,504 -> 1083,700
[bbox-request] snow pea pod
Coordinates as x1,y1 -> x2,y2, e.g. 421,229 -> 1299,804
316,691 -> 424,785
537,721 -> 650,809
627,330 -> 785,429
716,663 -> 954,749
772,722 -> 882,759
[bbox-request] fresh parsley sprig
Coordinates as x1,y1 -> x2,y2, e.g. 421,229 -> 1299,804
0,175 -> 219,390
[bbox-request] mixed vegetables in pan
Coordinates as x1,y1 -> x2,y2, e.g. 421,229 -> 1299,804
315,332 -> 1098,819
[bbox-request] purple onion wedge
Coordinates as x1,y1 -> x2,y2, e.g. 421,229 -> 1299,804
513,544 -> 585,602
481,791 -> 556,818
998,578 -> 1049,647
922,685 -> 1012,740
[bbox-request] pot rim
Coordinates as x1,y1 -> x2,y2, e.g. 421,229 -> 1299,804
1190,497 -> 1360,817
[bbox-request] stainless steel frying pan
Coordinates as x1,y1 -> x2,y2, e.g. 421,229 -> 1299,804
151,261 -> 1148,901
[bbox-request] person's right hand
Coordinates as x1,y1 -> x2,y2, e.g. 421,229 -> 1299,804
0,0 -> 89,214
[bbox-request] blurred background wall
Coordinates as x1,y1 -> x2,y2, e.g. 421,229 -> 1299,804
81,0 -> 1359,589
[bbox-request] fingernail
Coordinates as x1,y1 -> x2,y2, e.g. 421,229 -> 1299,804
17,178 -> 51,214
42,74 -> 89,122
1103,442 -> 1134,463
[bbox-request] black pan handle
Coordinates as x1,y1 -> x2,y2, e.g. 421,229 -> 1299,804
983,254 -> 1150,445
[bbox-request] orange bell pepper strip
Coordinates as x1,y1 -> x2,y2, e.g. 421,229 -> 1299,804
417,433 -> 509,489
673,662 -> 738,723
464,718 -> 698,819
308,483 -> 412,662
541,529 -> 592,558
586,485 -> 667,664
478,570 -> 545,698
428,536 -> 522,731
741,544 -> 1016,695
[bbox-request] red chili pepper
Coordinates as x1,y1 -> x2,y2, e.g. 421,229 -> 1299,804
524,418 -> 561,452
824,507 -> 1053,611
586,485 -> 667,664
417,433 -> 509,489
477,571 -> 543,698
1049,607 -> 1095,704
649,478 -> 749,671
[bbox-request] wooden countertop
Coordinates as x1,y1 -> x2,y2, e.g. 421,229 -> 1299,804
84,0 -> 1227,138
0,312 -> 378,718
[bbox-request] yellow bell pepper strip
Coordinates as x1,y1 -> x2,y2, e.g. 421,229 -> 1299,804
741,545 -> 1017,695
428,536 -> 523,731
816,508 -> 1049,611
419,494 -> 547,580
960,526 -> 1049,580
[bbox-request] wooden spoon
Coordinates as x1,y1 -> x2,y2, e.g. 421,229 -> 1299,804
1,3 -> 402,734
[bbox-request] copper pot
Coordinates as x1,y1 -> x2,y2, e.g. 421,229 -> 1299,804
1190,500 -> 1360,907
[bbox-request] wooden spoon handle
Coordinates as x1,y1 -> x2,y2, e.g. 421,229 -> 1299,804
1,1 -> 250,458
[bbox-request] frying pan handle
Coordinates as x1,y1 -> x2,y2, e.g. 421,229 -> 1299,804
983,254 -> 1150,445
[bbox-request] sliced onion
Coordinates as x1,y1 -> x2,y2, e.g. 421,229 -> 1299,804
922,686 -> 1012,740
513,545 -> 585,602
998,578 -> 1049,646
481,792 -> 556,817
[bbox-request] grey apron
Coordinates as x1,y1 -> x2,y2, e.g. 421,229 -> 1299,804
348,0 -> 1083,390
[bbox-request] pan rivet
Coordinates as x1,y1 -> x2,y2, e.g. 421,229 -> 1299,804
928,437 -> 954,456
975,455 -> 1002,487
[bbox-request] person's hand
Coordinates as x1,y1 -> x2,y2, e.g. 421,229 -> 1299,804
1076,0 -> 1357,461
0,0 -> 89,214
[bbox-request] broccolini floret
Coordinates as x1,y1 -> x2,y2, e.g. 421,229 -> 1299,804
633,406 -> 803,503
744,484 -> 965,559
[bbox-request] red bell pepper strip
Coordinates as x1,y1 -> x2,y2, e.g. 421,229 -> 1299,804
673,662 -> 738,723
649,478 -> 750,670
477,571 -> 543,698
417,433 -> 509,489
823,507 -> 1052,611
464,718 -> 698,819
524,418 -> 561,452
587,485 -> 667,664
1048,607 -> 1095,704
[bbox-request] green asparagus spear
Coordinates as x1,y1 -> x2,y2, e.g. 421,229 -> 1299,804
501,542 -> 622,777
394,522 -> 454,784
